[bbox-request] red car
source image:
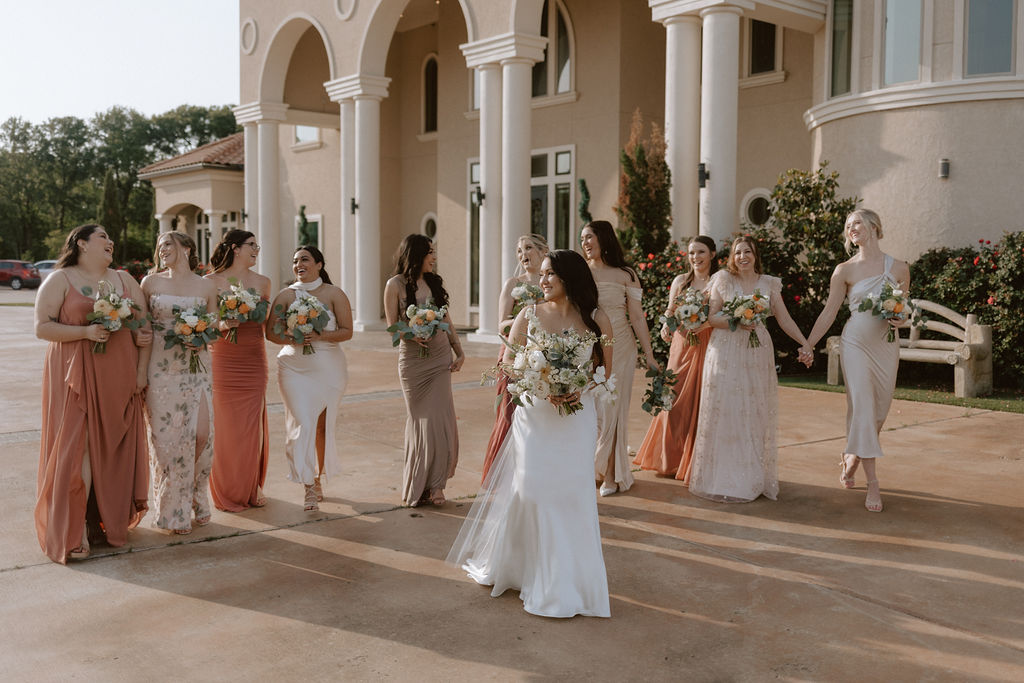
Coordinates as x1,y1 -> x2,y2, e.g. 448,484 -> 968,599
0,260 -> 42,290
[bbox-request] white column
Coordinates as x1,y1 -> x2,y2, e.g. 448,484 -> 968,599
155,214 -> 174,234
500,57 -> 533,284
699,7 -> 743,246
663,16 -> 702,241
206,211 -> 223,263
339,99 -> 357,297
242,123 -> 259,234
354,95 -> 383,330
257,119 -> 282,292
475,63 -> 503,338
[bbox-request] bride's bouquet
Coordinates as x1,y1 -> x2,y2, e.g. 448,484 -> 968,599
218,279 -> 269,343
386,299 -> 449,357
857,281 -> 920,342
721,289 -> 771,348
660,287 -> 709,346
641,366 -> 678,416
84,280 -> 144,353
510,282 -> 545,318
499,319 -> 615,416
273,291 -> 330,355
160,304 -> 220,373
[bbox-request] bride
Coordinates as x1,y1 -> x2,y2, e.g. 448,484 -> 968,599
447,249 -> 614,618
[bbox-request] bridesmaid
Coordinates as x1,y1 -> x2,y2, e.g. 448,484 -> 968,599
633,236 -> 717,482
580,220 -> 659,496
266,246 -> 352,512
34,224 -> 150,563
383,234 -> 464,507
800,209 -> 910,512
689,236 -> 810,503
205,230 -> 272,511
481,233 -> 549,481
142,232 -> 220,534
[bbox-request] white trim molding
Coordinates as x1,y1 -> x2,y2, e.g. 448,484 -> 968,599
460,32 -> 547,68
232,101 -> 289,124
324,74 -> 391,102
240,17 -> 258,55
804,76 -> 1024,130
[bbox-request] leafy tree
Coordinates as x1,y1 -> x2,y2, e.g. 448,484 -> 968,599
0,118 -> 48,258
98,168 -> 122,242
614,109 -> 672,255
92,107 -> 154,261
150,104 -> 241,157
577,178 -> 592,224
34,116 -> 97,237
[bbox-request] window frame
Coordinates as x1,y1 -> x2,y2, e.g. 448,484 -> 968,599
962,0 -> 1018,78
740,19 -> 786,89
294,211 -> 324,252
420,52 -> 440,140
878,0 -> 924,88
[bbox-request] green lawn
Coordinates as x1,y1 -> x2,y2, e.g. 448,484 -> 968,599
778,374 -> 1024,414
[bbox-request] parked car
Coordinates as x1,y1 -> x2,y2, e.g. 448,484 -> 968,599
33,259 -> 57,281
0,260 -> 41,290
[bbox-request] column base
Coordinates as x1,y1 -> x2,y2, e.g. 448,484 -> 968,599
353,319 -> 387,332
466,331 -> 502,345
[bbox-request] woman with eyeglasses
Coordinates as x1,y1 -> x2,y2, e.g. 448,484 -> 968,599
205,230 -> 272,511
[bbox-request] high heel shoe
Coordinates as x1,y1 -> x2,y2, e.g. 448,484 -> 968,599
864,480 -> 883,512
303,484 -> 319,512
599,481 -> 618,497
313,476 -> 324,502
839,454 -> 856,489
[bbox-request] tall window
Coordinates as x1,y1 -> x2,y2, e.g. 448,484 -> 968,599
532,0 -> 573,98
966,0 -> 1015,76
423,55 -> 438,134
883,1 -> 922,85
831,0 -> 854,96
749,20 -> 777,74
530,148 -> 574,250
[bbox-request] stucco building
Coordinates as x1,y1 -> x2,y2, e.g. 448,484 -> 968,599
144,0 -> 1024,334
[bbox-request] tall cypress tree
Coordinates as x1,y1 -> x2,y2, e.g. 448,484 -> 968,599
613,109 -> 672,255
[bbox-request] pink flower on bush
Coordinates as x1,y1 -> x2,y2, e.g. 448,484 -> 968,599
988,296 -> 996,305
973,256 -> 981,265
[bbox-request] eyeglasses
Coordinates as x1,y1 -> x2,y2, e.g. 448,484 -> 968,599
243,241 -> 260,252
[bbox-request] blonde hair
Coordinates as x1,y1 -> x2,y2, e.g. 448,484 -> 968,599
844,209 -> 883,253
514,233 -> 550,277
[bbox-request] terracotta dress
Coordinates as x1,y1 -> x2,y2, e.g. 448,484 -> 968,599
398,298 -> 459,505
841,254 -> 900,459
209,319 -> 270,510
36,273 -> 148,563
146,294 -> 214,531
594,281 -> 638,492
633,323 -> 712,483
481,362 -> 515,482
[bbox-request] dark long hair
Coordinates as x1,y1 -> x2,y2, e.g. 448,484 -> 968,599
55,223 -> 104,269
394,233 -> 448,308
295,245 -> 333,285
584,220 -> 636,282
211,229 -> 255,273
726,235 -> 763,276
547,249 -> 605,366
150,231 -> 200,274
680,235 -> 719,289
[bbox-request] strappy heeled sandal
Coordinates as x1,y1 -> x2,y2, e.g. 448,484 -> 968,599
430,488 -> 446,506
313,476 -> 324,502
839,454 -> 856,489
303,484 -> 319,512
865,480 -> 883,513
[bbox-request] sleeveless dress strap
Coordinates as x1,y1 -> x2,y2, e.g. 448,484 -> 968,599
883,254 -> 894,276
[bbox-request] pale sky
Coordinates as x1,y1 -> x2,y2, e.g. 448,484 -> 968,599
0,0 -> 240,124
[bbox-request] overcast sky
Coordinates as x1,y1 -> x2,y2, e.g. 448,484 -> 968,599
0,0 -> 239,124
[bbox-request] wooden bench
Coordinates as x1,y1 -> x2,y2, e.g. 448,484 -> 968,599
826,299 -> 993,398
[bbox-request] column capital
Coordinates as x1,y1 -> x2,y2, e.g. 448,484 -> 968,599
460,32 -> 547,68
650,0 -> 752,23
324,74 -> 391,102
232,101 -> 289,124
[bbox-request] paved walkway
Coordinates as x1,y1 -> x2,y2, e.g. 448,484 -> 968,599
1,289 -> 1022,681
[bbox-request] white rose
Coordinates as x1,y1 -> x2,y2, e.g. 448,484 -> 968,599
881,299 -> 897,312
527,350 -> 547,371
183,314 -> 199,327
287,313 -> 299,329
593,366 -> 607,383
534,380 -> 551,399
512,352 -> 527,370
94,299 -> 114,315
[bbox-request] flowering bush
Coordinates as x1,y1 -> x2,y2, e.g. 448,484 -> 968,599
118,259 -> 153,282
910,232 -> 1024,388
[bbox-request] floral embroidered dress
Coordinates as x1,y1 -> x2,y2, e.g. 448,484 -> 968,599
146,294 -> 214,531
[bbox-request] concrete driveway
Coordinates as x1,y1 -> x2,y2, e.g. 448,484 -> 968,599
1,291 -> 1022,681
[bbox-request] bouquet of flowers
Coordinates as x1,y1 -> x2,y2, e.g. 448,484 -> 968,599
660,287 -> 709,346
386,299 -> 449,357
500,317 -> 615,416
641,366 -> 678,416
161,304 -> 220,373
272,291 -> 331,355
510,282 -> 545,317
218,279 -> 269,343
721,289 -> 771,348
857,281 -> 919,342
84,280 -> 144,353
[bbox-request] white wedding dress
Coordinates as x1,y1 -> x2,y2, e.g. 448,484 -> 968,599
447,312 -> 611,618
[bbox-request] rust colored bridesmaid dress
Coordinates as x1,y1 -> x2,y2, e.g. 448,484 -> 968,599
36,274 -> 148,563
209,319 -> 270,511
633,326 -> 711,483
480,354 -> 514,482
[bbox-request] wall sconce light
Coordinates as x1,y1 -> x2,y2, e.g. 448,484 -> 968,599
240,210 -> 248,222
938,158 -> 950,180
350,197 -> 359,214
473,186 -> 486,205
698,162 -> 710,188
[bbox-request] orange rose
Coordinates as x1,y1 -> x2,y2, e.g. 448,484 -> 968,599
297,314 -> 308,325
107,310 -> 120,320
179,324 -> 193,336
238,303 -> 250,314
743,309 -> 755,320
225,298 -> 238,310
688,314 -> 699,323
893,302 -> 904,314
195,320 -> 207,332
308,308 -> 319,318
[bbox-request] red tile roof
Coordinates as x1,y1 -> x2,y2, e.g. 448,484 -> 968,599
139,132 -> 244,177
